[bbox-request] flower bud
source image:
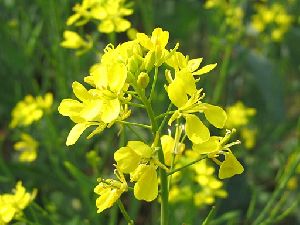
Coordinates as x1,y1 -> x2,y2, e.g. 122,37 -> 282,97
137,72 -> 150,89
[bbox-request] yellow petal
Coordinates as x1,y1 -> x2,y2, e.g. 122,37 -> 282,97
80,100 -> 103,121
187,58 -> 203,72
193,63 -> 217,76
100,99 -> 120,123
219,152 -> 244,179
98,20 -> 114,33
185,114 -> 210,144
160,135 -> 175,166
58,99 -> 83,117
114,146 -> 141,173
72,82 -> 91,102
167,79 -> 188,108
134,165 -> 158,201
95,188 -> 121,213
108,63 -> 127,93
203,103 -> 227,128
176,70 -> 197,96
127,141 -> 152,158
66,123 -> 93,146
193,136 -> 221,154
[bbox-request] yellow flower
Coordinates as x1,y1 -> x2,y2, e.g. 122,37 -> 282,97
241,127 -> 256,149
166,81 -> 227,144
166,52 -> 217,76
136,28 -> 178,69
193,129 -> 244,179
61,31 -> 92,55
94,169 -> 127,213
0,182 -> 36,225
14,133 -> 38,162
66,0 -> 133,34
10,93 -> 53,128
114,141 -> 162,201
96,0 -> 133,33
251,3 -> 293,42
225,101 -> 256,128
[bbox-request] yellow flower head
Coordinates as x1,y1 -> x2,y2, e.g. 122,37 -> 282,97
193,129 -> 244,179
61,31 -> 92,55
66,0 -> 133,34
14,133 -> 38,162
94,169 -> 127,213
225,101 -> 256,128
0,182 -> 36,225
251,2 -> 293,41
10,93 -> 53,128
114,141 -> 163,201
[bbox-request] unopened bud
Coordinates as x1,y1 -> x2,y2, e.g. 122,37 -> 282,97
137,72 -> 150,89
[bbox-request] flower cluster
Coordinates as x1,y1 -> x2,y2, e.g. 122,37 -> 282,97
169,152 -> 227,207
61,0 -> 134,54
225,101 -> 256,149
251,2 -> 293,41
0,182 -> 36,225
13,133 -> 38,162
10,93 -> 53,128
204,0 -> 244,37
58,28 -> 244,214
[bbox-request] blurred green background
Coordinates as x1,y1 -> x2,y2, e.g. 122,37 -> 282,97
0,0 -> 299,224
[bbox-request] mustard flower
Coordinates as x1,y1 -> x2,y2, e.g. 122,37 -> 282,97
96,0 -> 133,33
169,151 -> 227,207
10,93 -> 53,128
58,80 -> 130,145
225,101 -> 256,128
136,28 -> 179,69
0,182 -> 36,225
66,0 -> 133,34
13,133 -> 38,162
94,169 -> 128,213
114,141 -> 164,201
193,129 -> 244,179
166,79 -> 227,144
61,31 -> 92,55
251,3 -> 293,41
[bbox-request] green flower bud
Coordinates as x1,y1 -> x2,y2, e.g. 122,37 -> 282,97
137,72 -> 150,89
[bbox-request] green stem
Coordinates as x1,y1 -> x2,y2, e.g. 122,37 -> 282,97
126,102 -> 146,108
117,200 -> 134,225
157,103 -> 173,135
108,32 -> 116,46
136,88 -> 169,225
167,155 -> 207,176
212,44 -> 232,104
155,110 -> 176,120
202,206 -> 216,225
117,120 -> 151,129
149,67 -> 158,102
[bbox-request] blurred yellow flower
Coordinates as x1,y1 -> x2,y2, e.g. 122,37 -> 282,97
66,0 -> 133,34
14,133 -> 38,162
225,101 -> 256,128
10,93 -> 53,128
0,182 -> 37,225
61,31 -> 92,55
251,3 -> 293,41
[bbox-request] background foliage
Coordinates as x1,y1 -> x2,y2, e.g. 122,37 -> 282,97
0,0 -> 299,224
